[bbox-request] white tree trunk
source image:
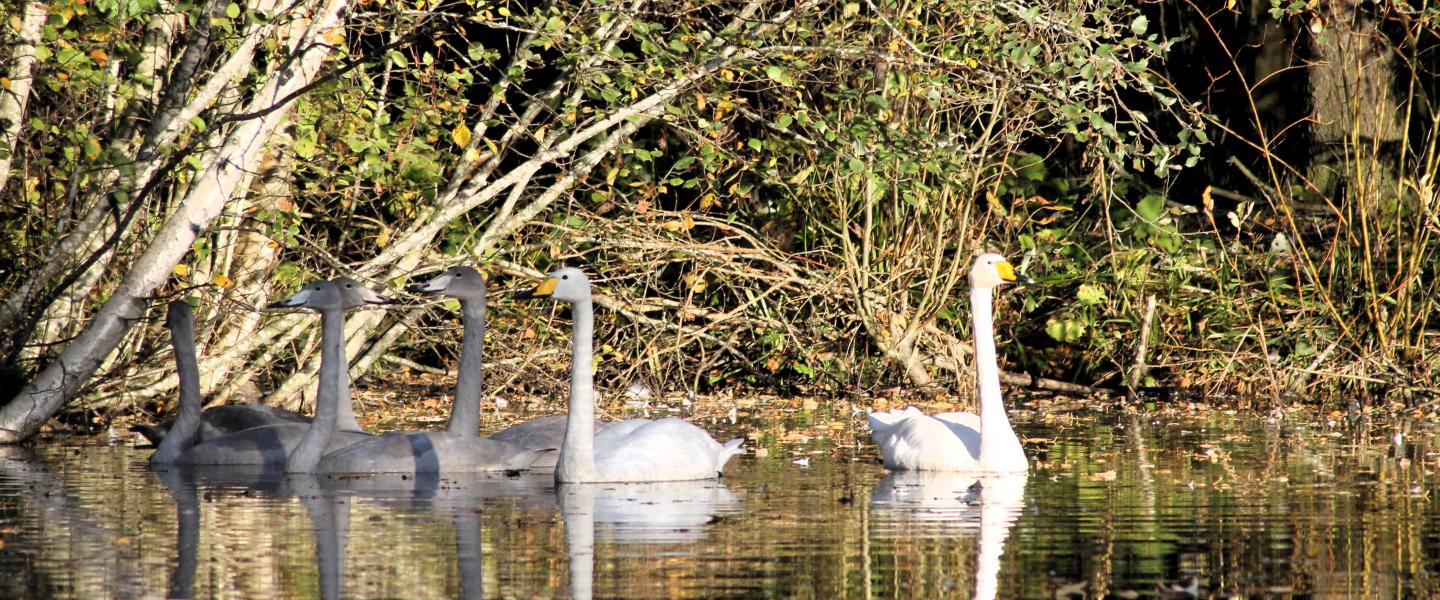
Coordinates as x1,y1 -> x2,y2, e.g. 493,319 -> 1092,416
0,2 -> 46,198
0,0 -> 350,442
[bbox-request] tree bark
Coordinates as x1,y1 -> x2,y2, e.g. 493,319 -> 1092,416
0,1 -> 46,198
0,0 -> 351,442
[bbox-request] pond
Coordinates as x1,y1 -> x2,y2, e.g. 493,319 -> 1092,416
1,406 -> 1437,598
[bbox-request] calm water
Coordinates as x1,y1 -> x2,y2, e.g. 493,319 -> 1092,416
1,408 -> 1438,599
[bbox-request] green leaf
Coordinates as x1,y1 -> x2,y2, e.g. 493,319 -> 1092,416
1131,15 -> 1148,35
1136,194 -> 1164,220
1076,284 -> 1107,306
765,65 -> 794,86
1045,317 -> 1086,343
225,3 -> 240,18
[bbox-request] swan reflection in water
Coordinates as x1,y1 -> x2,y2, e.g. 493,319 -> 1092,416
870,471 -> 1027,600
177,466 -> 552,599
558,480 -> 741,600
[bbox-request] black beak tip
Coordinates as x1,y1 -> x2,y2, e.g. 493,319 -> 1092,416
265,301 -> 291,309
1016,274 -> 1036,285
404,283 -> 429,294
514,289 -> 536,300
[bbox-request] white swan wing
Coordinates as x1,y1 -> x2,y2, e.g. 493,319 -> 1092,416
869,409 -> 981,471
593,418 -> 738,482
866,406 -> 926,445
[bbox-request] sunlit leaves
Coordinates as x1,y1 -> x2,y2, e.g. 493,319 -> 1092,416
450,123 -> 471,148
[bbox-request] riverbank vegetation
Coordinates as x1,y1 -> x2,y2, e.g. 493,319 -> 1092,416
0,1 -> 1436,438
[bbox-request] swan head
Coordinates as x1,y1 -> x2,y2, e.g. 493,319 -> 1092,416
407,266 -> 487,301
334,277 -> 393,308
269,279 -> 391,311
970,253 -> 1033,290
519,267 -> 591,304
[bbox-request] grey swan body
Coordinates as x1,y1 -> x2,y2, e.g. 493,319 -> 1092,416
134,404 -> 311,446
311,267 -> 543,474
520,267 -> 743,483
171,279 -> 388,468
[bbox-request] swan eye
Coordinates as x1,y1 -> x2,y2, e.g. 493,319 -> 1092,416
345,283 -> 354,288
455,272 -> 463,278
562,274 -> 569,280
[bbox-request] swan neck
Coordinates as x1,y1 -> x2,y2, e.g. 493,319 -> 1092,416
335,323 -> 362,433
972,287 -> 1002,410
557,299 -> 597,483
448,296 -> 485,436
152,316 -> 203,464
289,308 -> 344,472
971,286 -> 1026,470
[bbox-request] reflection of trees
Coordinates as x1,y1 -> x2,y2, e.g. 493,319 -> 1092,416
0,446 -> 153,597
1006,413 -> 1440,598
4,414 -> 1440,597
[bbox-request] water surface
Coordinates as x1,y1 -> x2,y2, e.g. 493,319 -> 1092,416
1,408 -> 1437,598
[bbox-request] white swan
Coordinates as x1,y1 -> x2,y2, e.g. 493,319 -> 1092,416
175,279 -> 388,467
519,267 -> 744,483
867,253 -> 1033,472
310,266 -> 544,474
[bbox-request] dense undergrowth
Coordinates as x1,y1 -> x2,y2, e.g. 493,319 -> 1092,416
2,0 -> 1439,433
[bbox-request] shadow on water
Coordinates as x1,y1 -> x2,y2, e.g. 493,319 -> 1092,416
3,408 -> 1440,597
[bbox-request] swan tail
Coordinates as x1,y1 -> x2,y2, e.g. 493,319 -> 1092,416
132,423 -> 168,446
866,406 -> 924,443
716,438 -> 745,470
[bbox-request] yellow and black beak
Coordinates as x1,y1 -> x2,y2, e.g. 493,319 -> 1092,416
517,276 -> 559,300
996,261 -> 1035,285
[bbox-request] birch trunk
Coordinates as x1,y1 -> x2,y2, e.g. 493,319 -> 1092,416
0,0 -> 351,442
0,2 -> 46,198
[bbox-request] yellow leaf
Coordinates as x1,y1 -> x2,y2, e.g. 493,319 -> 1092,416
1201,185 -> 1214,213
375,225 -> 390,248
173,264 -> 191,277
699,193 -> 718,210
660,214 -> 695,232
211,275 -> 232,288
842,3 -> 859,17
450,122 -> 472,148
695,93 -> 706,110
683,273 -> 707,293
90,49 -> 108,66
84,138 -> 102,160
0,77 -> 9,90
